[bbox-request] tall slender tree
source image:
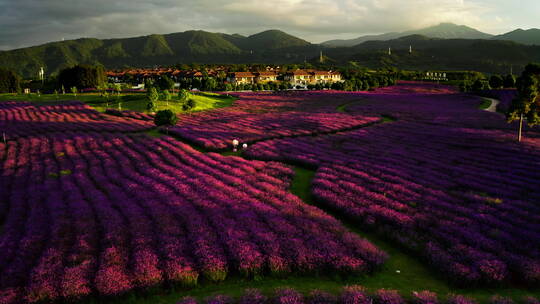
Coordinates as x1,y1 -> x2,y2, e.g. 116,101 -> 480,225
507,63 -> 540,141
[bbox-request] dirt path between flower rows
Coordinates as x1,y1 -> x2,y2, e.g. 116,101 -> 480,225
483,98 -> 500,113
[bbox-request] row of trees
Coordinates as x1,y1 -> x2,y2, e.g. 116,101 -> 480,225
460,74 -> 516,92
57,65 -> 107,90
488,74 -> 516,89
145,86 -> 196,113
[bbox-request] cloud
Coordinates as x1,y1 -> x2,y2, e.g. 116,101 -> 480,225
0,0 -> 537,50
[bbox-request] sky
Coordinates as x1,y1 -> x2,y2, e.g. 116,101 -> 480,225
0,0 -> 539,50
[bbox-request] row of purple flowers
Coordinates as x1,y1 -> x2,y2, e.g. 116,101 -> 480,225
167,91 -> 381,150
176,286 -> 539,304
0,101 -> 152,140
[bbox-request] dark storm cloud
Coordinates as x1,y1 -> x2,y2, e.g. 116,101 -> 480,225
0,0 -> 538,50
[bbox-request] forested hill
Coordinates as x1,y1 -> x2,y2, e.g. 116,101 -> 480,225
0,30 -> 315,77
2,28 -> 540,77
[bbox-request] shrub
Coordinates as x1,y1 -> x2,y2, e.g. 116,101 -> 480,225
154,109 -> 178,127
489,75 -> 504,89
182,98 -> 196,111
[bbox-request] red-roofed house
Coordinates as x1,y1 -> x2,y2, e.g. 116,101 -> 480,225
284,70 -> 342,85
255,71 -> 278,83
227,72 -> 256,84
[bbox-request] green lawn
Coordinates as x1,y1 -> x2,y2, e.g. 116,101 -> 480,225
0,92 -> 235,114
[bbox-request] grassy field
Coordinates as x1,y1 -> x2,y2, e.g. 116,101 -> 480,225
0,91 -> 235,114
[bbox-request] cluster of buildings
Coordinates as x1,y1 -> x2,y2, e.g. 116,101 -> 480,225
106,67 -> 343,87
227,70 -> 342,85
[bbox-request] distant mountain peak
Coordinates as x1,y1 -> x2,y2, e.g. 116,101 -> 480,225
239,29 -> 311,50
493,28 -> 540,45
322,23 -> 492,47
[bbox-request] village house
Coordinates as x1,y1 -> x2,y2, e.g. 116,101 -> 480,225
227,72 -> 256,84
285,70 -> 342,85
284,70 -> 312,85
255,71 -> 278,83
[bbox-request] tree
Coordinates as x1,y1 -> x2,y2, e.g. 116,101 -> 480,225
163,90 -> 172,106
144,78 -> 155,90
0,68 -> 21,93
489,75 -> 504,89
146,87 -> 159,112
147,87 -> 159,103
156,75 -> 175,91
503,74 -> 516,88
114,83 -> 122,99
154,109 -> 178,134
146,101 -> 157,112
472,79 -> 485,91
203,77 -> 217,91
507,63 -> 540,141
58,65 -> 106,90
178,89 -> 190,102
192,78 -> 202,90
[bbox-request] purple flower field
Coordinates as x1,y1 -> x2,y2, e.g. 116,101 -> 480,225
0,82 -> 539,303
245,85 -> 540,285
168,91 -> 381,149
0,133 -> 385,303
0,101 -> 153,139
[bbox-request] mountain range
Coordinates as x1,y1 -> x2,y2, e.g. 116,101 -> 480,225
492,28 -> 540,46
322,23 -> 494,47
1,23 -> 540,77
